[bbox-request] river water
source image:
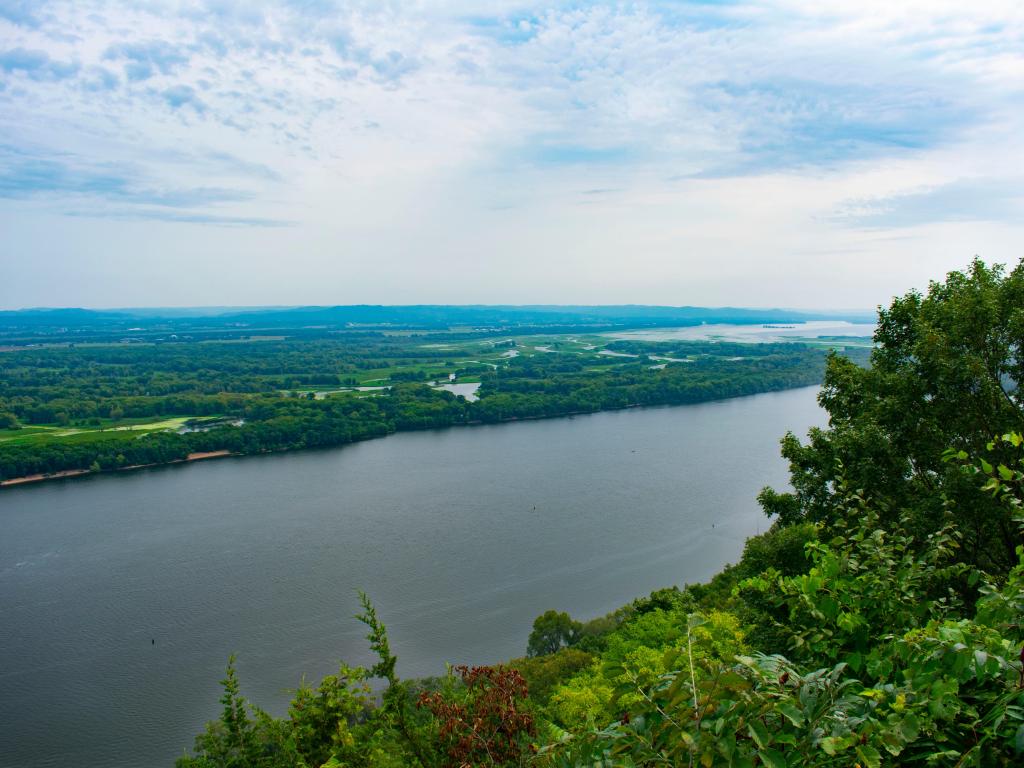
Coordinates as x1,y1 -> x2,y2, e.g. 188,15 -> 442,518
0,386 -> 826,767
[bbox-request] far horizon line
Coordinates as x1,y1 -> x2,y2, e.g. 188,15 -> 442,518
2,303 -> 878,315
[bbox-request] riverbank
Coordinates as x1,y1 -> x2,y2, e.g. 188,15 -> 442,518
1,376 -> 822,489
1,341 -> 836,488
0,468 -> 91,486
3,382 -> 819,489
0,449 -> 234,487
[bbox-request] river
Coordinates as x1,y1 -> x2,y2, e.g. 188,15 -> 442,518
0,386 -> 826,767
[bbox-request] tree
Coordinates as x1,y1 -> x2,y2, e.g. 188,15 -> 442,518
509,647 -> 595,705
417,665 -> 535,768
0,411 -> 20,430
527,610 -> 582,657
176,655 -> 293,768
287,664 -> 374,768
355,592 -> 436,767
760,257 -> 1024,573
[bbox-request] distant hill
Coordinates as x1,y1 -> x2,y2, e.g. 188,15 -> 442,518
0,304 -> 872,327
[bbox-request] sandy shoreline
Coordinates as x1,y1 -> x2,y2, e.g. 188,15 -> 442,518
185,450 -> 233,461
0,450 -> 234,487
0,469 -> 91,486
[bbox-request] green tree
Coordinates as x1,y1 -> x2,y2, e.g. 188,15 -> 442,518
177,655 -> 292,768
355,591 -> 438,767
528,610 -> 583,657
287,664 -> 374,767
760,257 -> 1024,573
509,647 -> 595,705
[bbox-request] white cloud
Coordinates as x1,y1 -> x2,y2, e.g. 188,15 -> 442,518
0,1 -> 1022,308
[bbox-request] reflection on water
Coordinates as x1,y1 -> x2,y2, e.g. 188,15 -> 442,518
434,382 -> 481,401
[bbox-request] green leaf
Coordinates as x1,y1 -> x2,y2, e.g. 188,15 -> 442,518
1015,724 -> 1024,755
855,744 -> 882,768
776,701 -> 804,727
748,720 -> 770,750
898,713 -> 920,742
974,650 -> 988,676
758,748 -> 787,768
998,464 -> 1014,481
819,735 -> 854,755
982,477 -> 1001,494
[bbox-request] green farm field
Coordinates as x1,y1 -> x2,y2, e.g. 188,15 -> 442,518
0,416 -> 215,446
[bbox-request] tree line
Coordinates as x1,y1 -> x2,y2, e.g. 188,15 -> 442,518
0,347 -> 829,480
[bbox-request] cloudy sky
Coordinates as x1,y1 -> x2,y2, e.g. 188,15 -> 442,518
1,1 -> 1022,310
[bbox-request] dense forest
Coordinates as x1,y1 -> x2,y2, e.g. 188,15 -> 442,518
172,259 -> 1024,766
0,328 -> 846,481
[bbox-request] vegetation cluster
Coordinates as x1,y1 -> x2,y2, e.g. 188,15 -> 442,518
0,333 -> 836,481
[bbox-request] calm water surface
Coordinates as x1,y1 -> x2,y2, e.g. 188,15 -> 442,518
0,387 -> 825,768
607,320 -> 876,343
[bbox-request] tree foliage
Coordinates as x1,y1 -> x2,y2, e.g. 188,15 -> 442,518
528,611 -> 583,658
760,258 -> 1024,573
538,489 -> 1024,767
418,665 -> 535,767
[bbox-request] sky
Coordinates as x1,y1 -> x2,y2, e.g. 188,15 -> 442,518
1,0 -> 1023,310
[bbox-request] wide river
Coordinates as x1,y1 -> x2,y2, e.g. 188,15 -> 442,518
0,386 -> 826,768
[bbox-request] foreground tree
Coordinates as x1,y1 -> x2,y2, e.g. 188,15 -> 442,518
760,257 -> 1024,572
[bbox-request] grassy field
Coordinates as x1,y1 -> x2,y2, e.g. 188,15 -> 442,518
0,416 -> 204,446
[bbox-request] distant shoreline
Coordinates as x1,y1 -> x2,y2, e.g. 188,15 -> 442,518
0,386 -> 821,489
0,450 -> 234,487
